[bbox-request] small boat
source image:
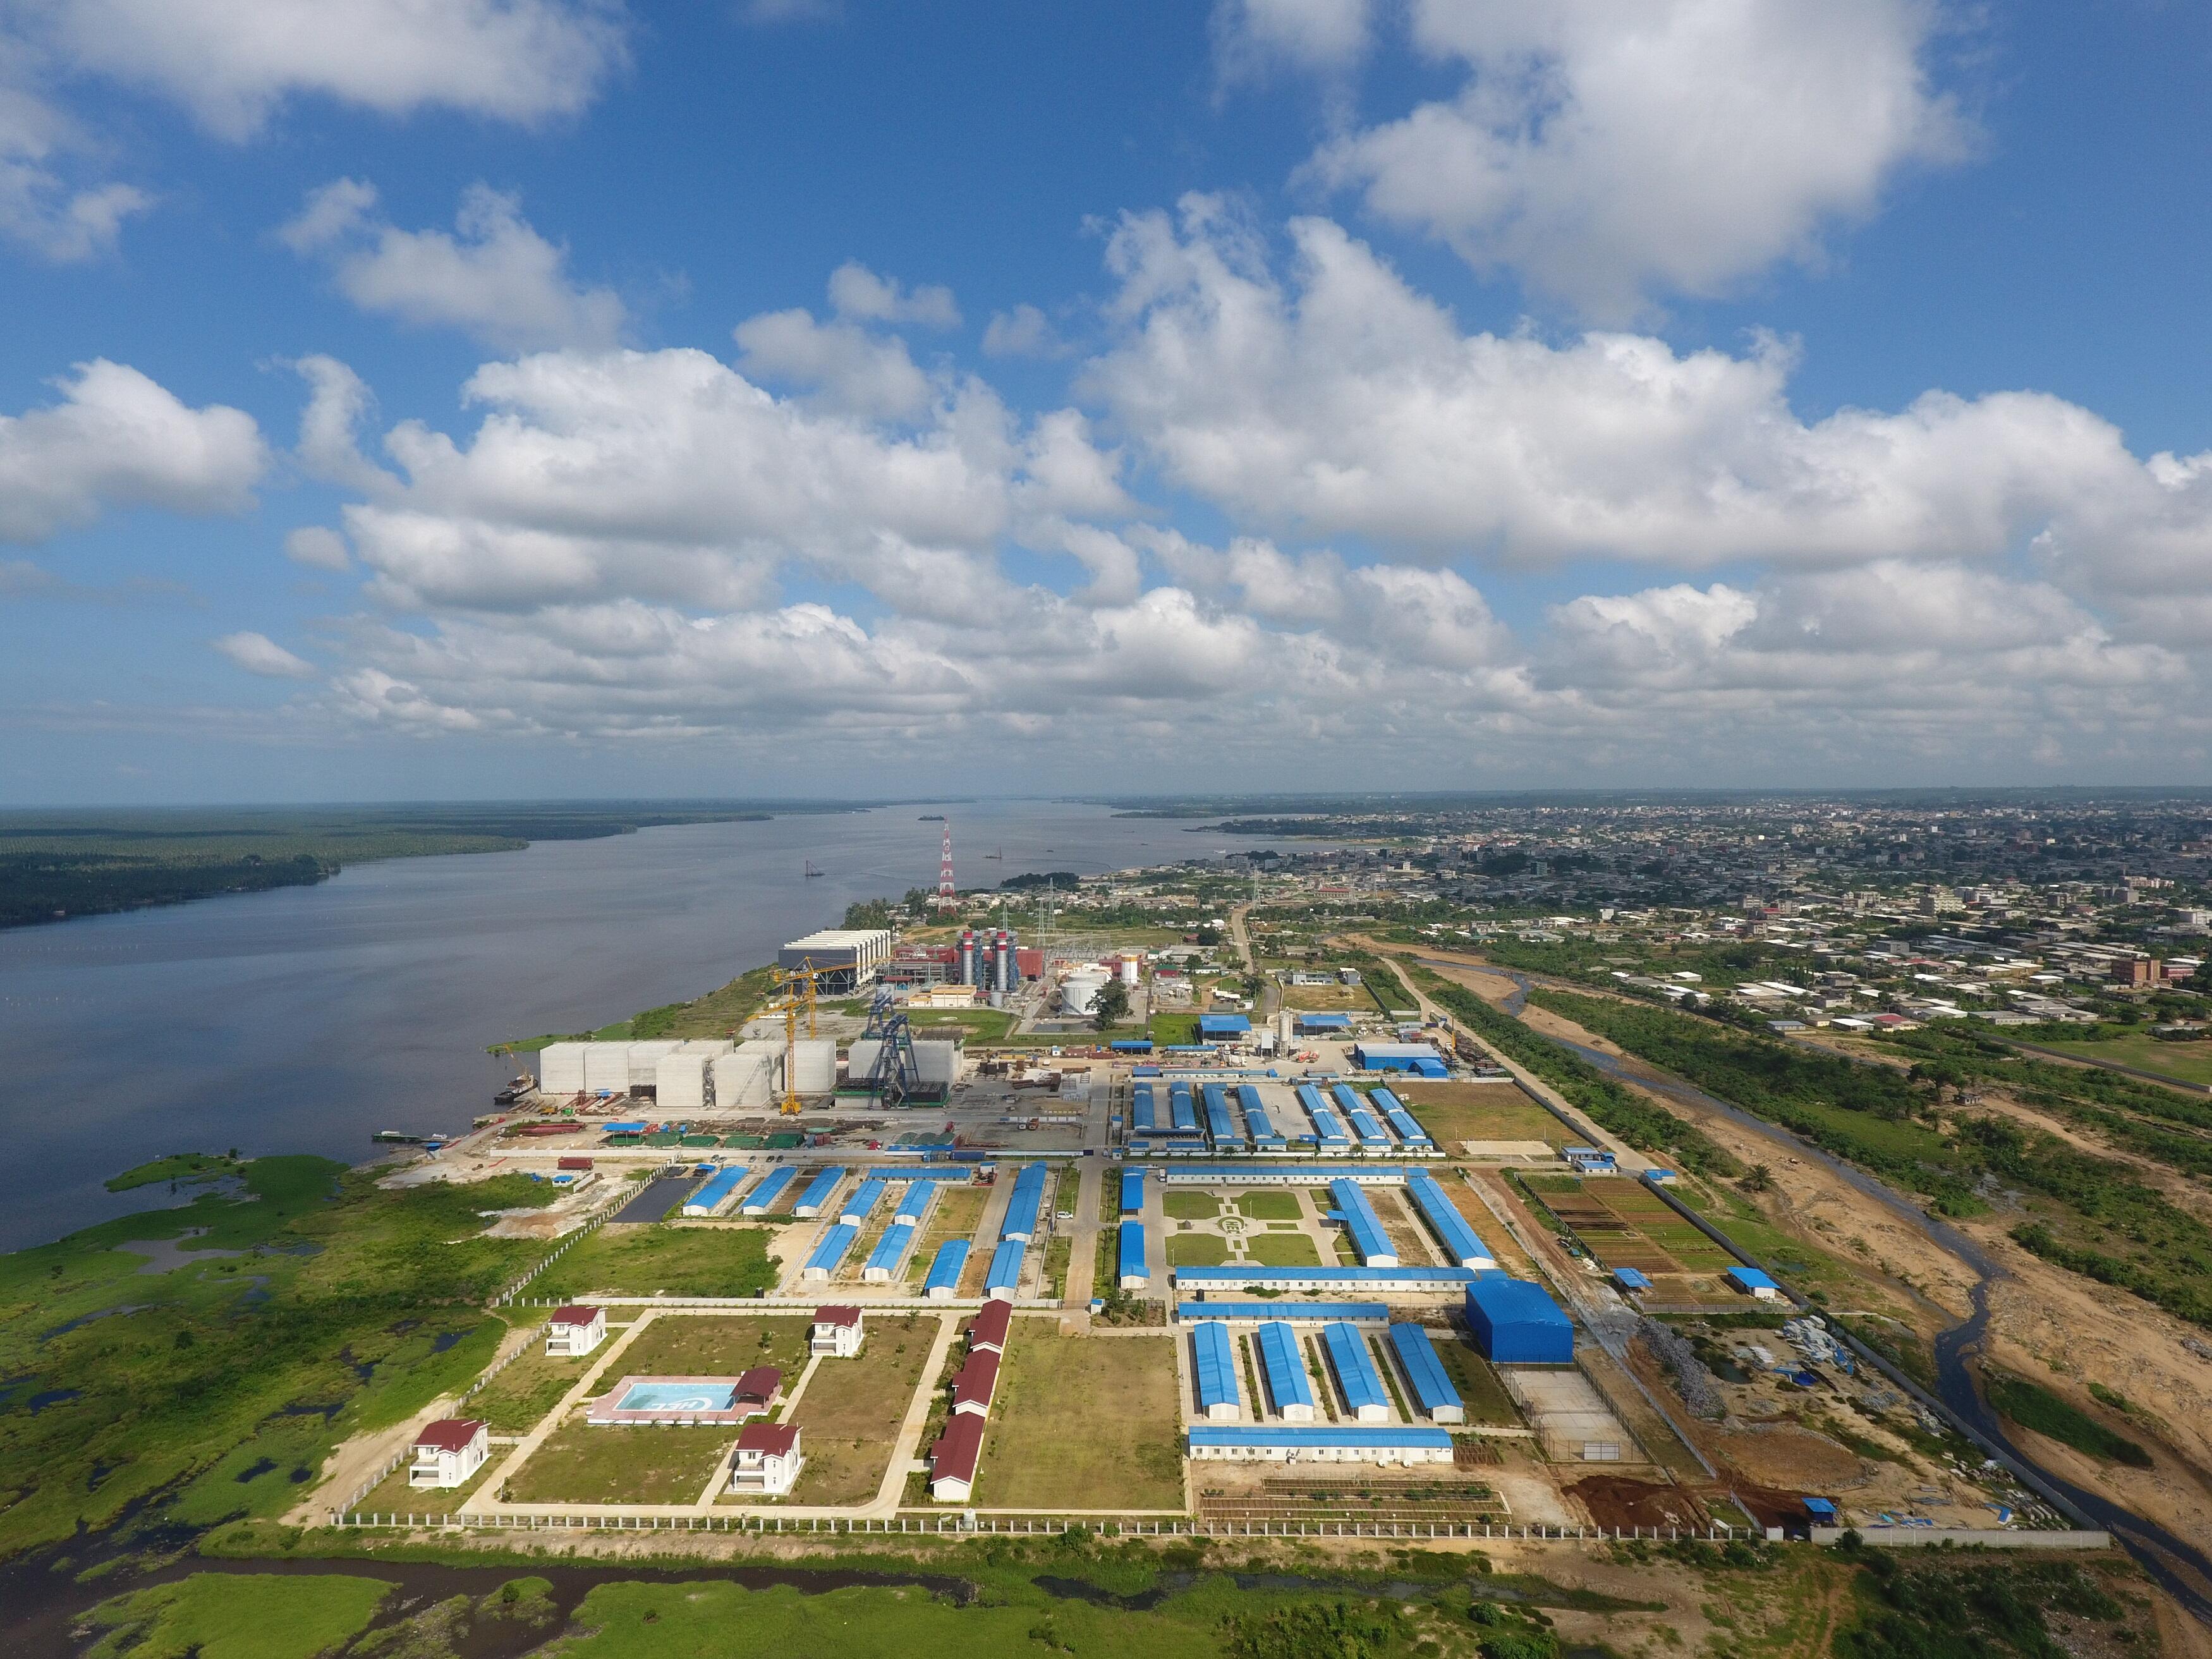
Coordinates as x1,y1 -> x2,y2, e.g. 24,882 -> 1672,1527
984,847 -> 1002,860
372,1129 -> 433,1145
804,860 -> 825,878
918,814 -> 945,821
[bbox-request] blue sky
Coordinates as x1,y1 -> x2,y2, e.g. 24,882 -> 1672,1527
4,0 -> 2212,801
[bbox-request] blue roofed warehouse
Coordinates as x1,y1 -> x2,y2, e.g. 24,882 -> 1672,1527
1464,1275 -> 1574,1364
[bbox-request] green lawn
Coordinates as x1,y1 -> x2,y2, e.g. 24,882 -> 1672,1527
613,1313 -> 811,1380
528,1224 -> 776,1299
782,1314 -> 937,1505
1427,1332 -> 1522,1427
1164,1234 -> 1229,1266
1244,1233 -> 1322,1267
465,1347 -> 591,1433
1150,1013 -> 1200,1046
2031,1033 -> 2212,1088
972,1334 -> 1184,1510
1229,1189 -> 1304,1221
1162,1191 -> 1218,1220
783,1318 -> 938,1513
553,1578 -> 1227,1659
506,1419 -> 736,1504
87,1574 -> 392,1659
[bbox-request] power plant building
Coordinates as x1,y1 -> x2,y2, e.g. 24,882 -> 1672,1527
779,928 -> 895,994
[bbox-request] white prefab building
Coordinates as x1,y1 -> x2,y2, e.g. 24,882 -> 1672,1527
727,1422 -> 805,1497
409,1419 -> 489,1488
779,928 -> 895,994
545,1305 -> 607,1357
811,1305 -> 865,1358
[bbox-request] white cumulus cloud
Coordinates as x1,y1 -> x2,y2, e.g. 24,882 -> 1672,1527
1085,200 -> 2212,581
22,0 -> 628,140
1311,0 -> 1971,316
281,180 -> 626,352
827,260 -> 959,329
0,359 -> 265,543
212,630 -> 316,678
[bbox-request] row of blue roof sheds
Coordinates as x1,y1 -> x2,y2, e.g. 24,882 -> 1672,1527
1326,1177 -> 1397,1266
841,1177 -> 887,1226
1320,1321 -> 1390,1419
1404,1170 -> 1495,1270
1237,1085 -> 1285,1150
741,1165 -> 797,1215
923,1238 -> 970,1296
999,1164 -> 1048,1242
803,1222 -> 858,1275
1169,1083 -> 1200,1136
793,1165 -> 845,1217
865,1220 -> 917,1278
1201,1083 -> 1239,1147
1254,1321 -> 1315,1418
1119,1167 -> 1145,1215
1191,1322 -> 1240,1418
985,1237 -> 1028,1298
1117,1220 -> 1147,1288
1464,1275 -> 1574,1364
1132,1083 -> 1158,1136
1385,1323 -> 1466,1423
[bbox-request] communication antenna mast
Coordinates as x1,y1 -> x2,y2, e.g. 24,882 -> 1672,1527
938,823 -> 956,899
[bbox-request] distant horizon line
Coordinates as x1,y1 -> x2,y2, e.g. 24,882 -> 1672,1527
6,785 -> 2212,814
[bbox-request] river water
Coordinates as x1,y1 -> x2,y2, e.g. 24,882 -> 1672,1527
0,799 -> 1222,1252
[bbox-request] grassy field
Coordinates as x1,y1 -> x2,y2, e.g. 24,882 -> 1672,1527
902,1007 -> 1019,1043
1244,1233 -> 1322,1266
1149,1013 -> 1200,1046
552,1577 -> 1230,1659
973,1334 -> 1184,1510
904,1186 -> 987,1285
1281,982 -> 1368,1011
1229,1189 -> 1304,1221
461,1347 -> 590,1433
1392,1085 -> 1570,1147
2028,1031 -> 2212,1087
506,1419 -> 735,1504
105,1152 -> 240,1191
1164,1234 -> 1229,1265
784,1313 -> 938,1504
1428,1332 -> 1522,1427
1985,1372 -> 2152,1467
614,1313 -> 811,1380
1162,1191 -> 1218,1220
0,1155 -> 552,1559
85,1573 -> 394,1659
528,1224 -> 776,1299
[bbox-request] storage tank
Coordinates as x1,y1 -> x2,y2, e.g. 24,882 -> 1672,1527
790,1037 -> 836,1096
1061,971 -> 1107,1016
1120,956 -> 1139,988
657,1052 -> 708,1115
538,1042 -> 586,1095
582,1042 -> 631,1094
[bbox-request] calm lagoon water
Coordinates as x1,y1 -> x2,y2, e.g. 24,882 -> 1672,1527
0,799 -> 1224,1250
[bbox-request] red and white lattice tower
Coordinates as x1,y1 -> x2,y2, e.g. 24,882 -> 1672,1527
938,823 -> 956,898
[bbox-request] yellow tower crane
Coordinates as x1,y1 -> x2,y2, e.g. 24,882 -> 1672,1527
767,958 -> 823,1115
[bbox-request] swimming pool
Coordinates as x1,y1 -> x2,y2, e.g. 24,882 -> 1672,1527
614,1381 -> 737,1413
